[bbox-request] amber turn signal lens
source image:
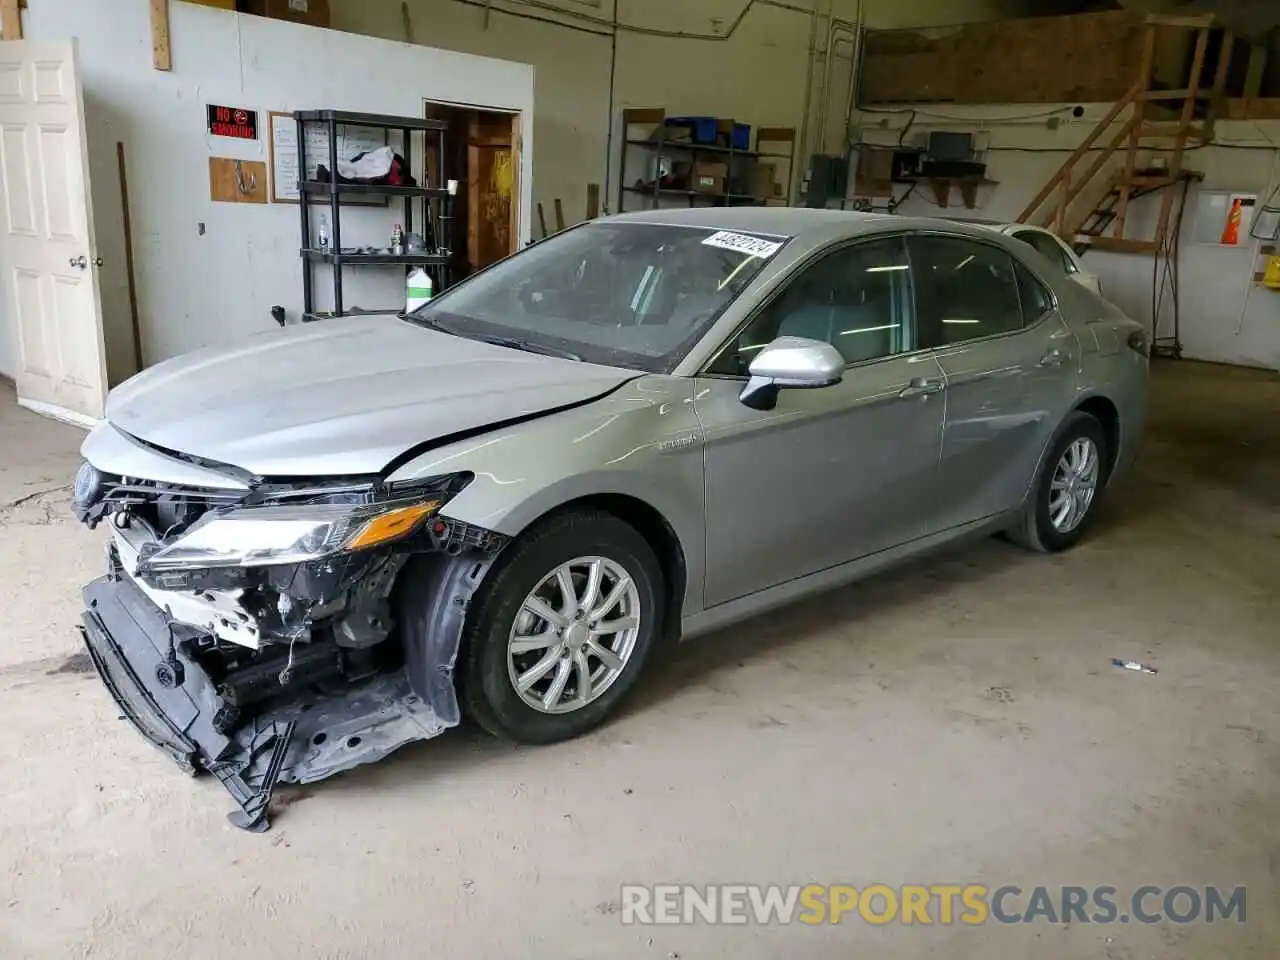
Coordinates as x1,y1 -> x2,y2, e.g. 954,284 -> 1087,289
347,501 -> 440,551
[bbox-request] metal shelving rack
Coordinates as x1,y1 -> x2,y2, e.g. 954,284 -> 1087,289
617,107 -> 796,213
295,110 -> 455,322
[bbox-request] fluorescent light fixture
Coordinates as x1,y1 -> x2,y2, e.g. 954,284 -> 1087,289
942,318 -> 980,324
839,323 -> 901,335
864,264 -> 909,273
953,255 -> 974,270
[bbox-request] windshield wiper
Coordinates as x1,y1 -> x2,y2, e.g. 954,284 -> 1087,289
404,311 -> 455,334
472,335 -> 583,362
406,312 -> 582,361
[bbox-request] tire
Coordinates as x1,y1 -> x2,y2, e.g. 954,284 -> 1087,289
1007,411 -> 1109,553
459,507 -> 663,744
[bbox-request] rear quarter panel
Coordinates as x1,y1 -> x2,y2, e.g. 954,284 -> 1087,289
1059,283 -> 1150,481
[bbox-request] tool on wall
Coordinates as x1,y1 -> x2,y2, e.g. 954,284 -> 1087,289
234,160 -> 258,196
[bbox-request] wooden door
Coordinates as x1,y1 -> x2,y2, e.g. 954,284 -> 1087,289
467,111 -> 517,270
0,40 -> 108,424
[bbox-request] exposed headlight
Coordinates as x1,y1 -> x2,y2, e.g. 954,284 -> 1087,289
139,486 -> 458,572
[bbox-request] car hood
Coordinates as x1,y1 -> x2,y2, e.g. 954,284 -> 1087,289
105,315 -> 636,477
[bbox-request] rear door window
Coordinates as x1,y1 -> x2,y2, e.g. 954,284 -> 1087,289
908,235 -> 1023,348
1013,229 -> 1077,275
1015,261 -> 1055,322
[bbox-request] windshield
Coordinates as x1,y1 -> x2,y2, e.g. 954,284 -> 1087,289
407,221 -> 787,373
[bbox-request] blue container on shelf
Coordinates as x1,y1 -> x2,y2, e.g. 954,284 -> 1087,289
664,116 -> 718,144
730,122 -> 751,150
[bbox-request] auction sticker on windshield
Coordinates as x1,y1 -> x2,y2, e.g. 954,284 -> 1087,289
701,231 -> 784,259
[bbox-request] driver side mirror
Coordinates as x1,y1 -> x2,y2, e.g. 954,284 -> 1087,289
738,336 -> 844,411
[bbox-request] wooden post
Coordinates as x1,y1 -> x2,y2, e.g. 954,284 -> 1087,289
150,0 -> 172,71
0,0 -> 21,41
116,142 -> 144,373
1155,25 -> 1209,246
586,183 -> 600,220
1056,168 -> 1070,236
1204,31 -> 1234,138
1243,43 -> 1268,100
1115,23 -> 1156,239
553,198 -> 565,232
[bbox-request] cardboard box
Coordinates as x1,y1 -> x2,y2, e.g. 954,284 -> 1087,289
238,0 -> 330,28
854,146 -> 894,198
692,160 -> 727,195
744,161 -> 777,200
184,0 -> 236,9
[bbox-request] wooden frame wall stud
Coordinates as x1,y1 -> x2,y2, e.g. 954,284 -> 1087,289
1,0 -> 22,41
150,0 -> 172,71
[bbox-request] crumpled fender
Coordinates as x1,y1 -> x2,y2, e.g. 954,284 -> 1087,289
395,549 -> 501,725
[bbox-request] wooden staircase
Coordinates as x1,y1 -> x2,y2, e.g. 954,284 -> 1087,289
1067,166 -> 1202,255
1017,13 -> 1229,256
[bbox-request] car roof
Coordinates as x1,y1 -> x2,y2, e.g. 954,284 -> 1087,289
604,206 -> 1011,246
946,218 -> 1058,237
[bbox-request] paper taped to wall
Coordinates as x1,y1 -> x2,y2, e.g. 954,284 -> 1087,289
269,112 -> 386,202
701,230 -> 783,259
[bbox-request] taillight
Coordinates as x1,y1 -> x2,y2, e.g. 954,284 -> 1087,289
1127,330 -> 1150,356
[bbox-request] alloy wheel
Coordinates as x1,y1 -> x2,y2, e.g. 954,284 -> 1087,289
1048,436 -> 1100,533
506,556 -> 641,715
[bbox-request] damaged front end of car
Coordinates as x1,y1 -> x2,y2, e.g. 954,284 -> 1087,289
74,455 -> 507,831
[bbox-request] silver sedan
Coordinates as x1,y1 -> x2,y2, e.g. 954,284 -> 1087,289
74,208 -> 1148,829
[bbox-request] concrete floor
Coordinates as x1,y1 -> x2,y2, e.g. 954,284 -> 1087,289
0,362 -> 1276,959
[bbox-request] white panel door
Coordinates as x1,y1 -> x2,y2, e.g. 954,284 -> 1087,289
0,40 -> 106,424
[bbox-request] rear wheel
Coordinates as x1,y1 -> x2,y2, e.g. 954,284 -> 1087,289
1008,411 -> 1108,553
460,508 -> 662,744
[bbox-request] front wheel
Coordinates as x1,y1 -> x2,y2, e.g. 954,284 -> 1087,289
1007,411 -> 1109,553
459,508 -> 663,744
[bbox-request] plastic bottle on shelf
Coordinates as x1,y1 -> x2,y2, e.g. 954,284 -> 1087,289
317,215 -> 330,252
406,267 -> 433,311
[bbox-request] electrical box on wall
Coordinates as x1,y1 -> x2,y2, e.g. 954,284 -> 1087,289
805,154 -> 847,209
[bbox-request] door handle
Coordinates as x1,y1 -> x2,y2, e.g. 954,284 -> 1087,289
1038,348 -> 1069,368
69,255 -> 87,269
898,377 -> 944,400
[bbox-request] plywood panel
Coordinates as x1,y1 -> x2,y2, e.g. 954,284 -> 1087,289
862,11 -> 1147,105
208,157 -> 268,204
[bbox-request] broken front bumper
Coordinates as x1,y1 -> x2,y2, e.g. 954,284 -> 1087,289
80,573 -> 450,831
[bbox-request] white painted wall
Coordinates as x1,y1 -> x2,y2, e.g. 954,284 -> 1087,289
340,0 -> 1048,220
18,0 -> 534,378
4,0 -> 1055,379
853,102 -> 1280,370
